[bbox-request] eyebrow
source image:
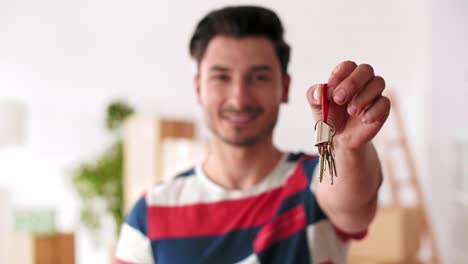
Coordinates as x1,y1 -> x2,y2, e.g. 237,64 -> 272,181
208,64 -> 274,73
209,65 -> 230,72
249,65 -> 273,72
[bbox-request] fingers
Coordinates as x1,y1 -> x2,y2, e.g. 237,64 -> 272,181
347,76 -> 386,116
362,96 -> 391,124
306,84 -> 322,113
307,61 -> 387,123
328,61 -> 357,89
329,62 -> 375,105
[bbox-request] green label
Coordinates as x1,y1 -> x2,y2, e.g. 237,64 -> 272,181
14,209 -> 56,234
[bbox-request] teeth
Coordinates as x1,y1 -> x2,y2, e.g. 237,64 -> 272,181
229,116 -> 250,122
224,114 -> 254,123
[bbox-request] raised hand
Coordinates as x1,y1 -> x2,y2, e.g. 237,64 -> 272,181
307,61 -> 390,151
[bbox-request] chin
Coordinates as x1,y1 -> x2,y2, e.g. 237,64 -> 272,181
220,135 -> 260,147
214,127 -> 261,147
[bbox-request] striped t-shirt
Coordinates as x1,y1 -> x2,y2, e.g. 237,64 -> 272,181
115,152 -> 365,264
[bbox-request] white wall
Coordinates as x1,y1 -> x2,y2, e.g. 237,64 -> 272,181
1,0 -> 466,263
426,0 -> 468,262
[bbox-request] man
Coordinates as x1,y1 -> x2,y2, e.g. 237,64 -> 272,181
115,5 -> 389,264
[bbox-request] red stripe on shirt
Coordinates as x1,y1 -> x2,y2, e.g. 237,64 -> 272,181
253,204 -> 307,253
147,156 -> 310,240
332,224 -> 367,242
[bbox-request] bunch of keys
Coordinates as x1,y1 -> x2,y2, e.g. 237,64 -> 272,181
314,84 -> 338,184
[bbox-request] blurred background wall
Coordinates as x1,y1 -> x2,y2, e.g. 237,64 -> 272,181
0,0 -> 467,263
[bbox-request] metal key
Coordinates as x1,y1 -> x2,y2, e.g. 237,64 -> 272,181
314,119 -> 338,184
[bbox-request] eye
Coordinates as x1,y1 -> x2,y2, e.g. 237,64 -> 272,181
211,74 -> 230,82
252,74 -> 270,82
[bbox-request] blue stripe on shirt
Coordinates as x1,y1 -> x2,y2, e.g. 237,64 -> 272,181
126,196 -> 148,236
153,226 -> 261,264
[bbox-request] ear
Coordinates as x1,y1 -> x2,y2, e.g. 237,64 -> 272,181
281,74 -> 291,103
194,73 -> 201,104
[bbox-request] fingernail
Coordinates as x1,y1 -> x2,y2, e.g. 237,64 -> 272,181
347,105 -> 357,116
313,87 -> 320,102
334,89 -> 347,104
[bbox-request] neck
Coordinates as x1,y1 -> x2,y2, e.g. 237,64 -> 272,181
203,135 -> 283,191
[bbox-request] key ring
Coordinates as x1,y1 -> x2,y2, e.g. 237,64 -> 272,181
314,83 -> 338,184
315,83 -> 336,137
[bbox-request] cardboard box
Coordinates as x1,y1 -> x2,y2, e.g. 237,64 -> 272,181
34,235 -> 55,264
348,254 -> 420,264
55,233 -> 75,264
348,207 -> 421,262
11,233 -> 75,264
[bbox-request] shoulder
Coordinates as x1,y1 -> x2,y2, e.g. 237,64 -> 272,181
124,167 -> 198,232
286,151 -> 317,163
286,151 -> 319,180
145,166 -> 199,205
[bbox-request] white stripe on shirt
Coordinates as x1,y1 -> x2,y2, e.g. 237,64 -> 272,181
115,223 -> 155,264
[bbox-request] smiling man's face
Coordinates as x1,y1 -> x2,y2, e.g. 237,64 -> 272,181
195,35 -> 290,147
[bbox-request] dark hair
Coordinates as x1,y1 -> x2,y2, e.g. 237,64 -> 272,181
189,6 -> 290,74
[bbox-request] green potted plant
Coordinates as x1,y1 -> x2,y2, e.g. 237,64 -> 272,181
71,100 -> 134,243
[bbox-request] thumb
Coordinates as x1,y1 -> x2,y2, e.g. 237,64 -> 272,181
306,84 -> 331,120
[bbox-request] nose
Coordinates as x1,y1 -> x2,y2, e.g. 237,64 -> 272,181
229,78 -> 252,109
